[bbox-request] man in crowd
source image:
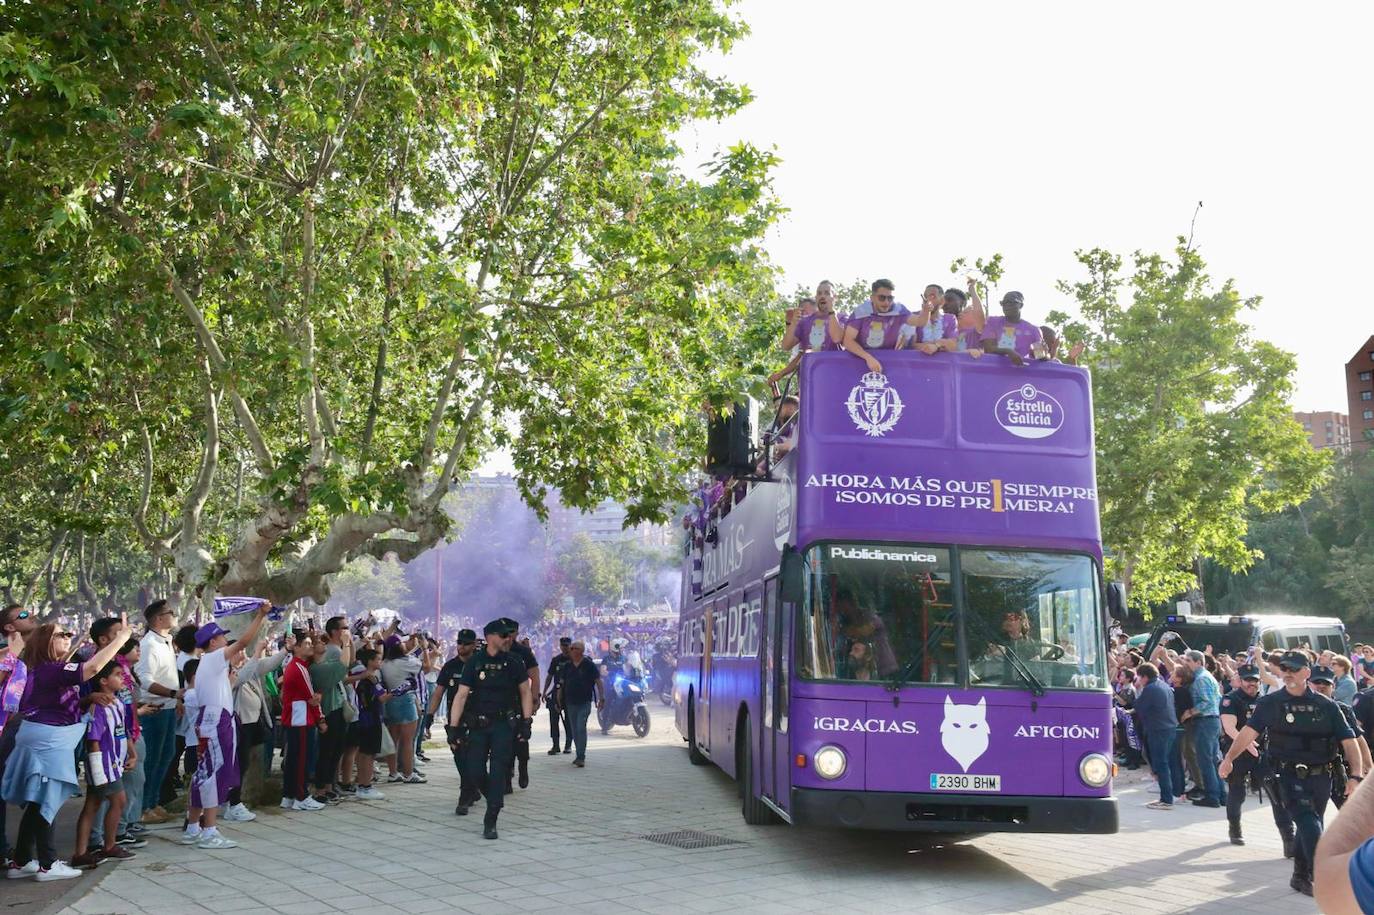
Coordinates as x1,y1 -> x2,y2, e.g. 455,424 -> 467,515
1134,662 -> 1180,810
1309,665 -> 1372,810
561,641 -> 604,768
501,619 -> 539,791
1182,649 -> 1224,808
841,279 -> 908,374
1219,663 -> 1263,844
134,600 -> 182,827
310,620 -> 353,806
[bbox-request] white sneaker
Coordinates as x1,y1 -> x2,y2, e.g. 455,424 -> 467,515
196,833 -> 238,850
293,797 -> 325,811
179,829 -> 203,845
6,860 -> 40,879
404,773 -> 427,784
386,773 -> 404,783
223,803 -> 257,822
280,797 -> 296,810
35,861 -> 82,882
355,786 -> 386,800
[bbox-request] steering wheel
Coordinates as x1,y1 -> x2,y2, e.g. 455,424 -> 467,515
1041,645 -> 1065,661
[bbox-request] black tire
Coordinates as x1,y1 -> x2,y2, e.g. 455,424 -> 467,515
687,697 -> 708,765
633,707 -> 651,738
738,716 -> 774,825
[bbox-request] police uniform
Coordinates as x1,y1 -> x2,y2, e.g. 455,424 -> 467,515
450,620 -> 531,839
502,619 -> 539,791
1310,665 -> 1365,810
547,640 -> 573,755
1245,651 -> 1357,895
436,629 -> 479,815
1219,665 -> 1296,851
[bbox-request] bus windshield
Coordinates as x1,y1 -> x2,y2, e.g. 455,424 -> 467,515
797,543 -> 1106,690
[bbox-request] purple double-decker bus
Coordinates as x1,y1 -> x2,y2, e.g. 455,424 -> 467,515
674,350 -> 1118,834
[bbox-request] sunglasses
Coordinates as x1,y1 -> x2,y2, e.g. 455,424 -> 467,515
873,293 -> 894,302
1279,664 -> 1306,673
56,631 -> 75,638
15,610 -> 31,621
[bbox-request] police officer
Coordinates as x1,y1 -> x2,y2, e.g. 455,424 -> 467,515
446,619 -> 534,839
543,637 -> 574,755
501,618 -> 540,792
1309,665 -> 1373,810
1220,650 -> 1363,897
1219,664 -> 1264,846
430,629 -> 479,815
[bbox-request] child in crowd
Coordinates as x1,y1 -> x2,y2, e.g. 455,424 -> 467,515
176,658 -> 201,815
342,648 -> 391,800
70,662 -> 136,869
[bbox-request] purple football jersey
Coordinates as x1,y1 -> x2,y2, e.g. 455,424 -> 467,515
847,311 -> 908,351
982,316 -> 1042,358
793,312 -> 842,352
87,700 -> 129,783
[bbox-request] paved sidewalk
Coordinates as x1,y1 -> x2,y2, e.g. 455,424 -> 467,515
56,722 -> 1317,915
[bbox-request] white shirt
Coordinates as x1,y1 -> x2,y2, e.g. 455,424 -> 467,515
135,630 -> 179,709
195,647 -> 233,732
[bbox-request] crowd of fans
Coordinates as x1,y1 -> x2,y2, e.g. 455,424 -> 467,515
1110,633 -> 1374,810
0,598 -> 677,881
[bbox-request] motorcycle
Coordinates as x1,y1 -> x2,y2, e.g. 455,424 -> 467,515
598,668 -> 651,738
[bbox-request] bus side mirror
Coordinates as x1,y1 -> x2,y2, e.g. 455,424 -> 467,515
781,546 -> 803,604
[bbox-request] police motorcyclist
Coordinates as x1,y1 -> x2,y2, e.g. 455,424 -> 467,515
445,619 -> 535,840
1309,665 -> 1374,810
429,629 -> 478,815
1220,650 -> 1363,897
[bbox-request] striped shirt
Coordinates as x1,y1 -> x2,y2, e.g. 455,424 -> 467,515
87,700 -> 129,783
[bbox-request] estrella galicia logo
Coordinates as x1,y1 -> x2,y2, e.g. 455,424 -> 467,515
846,372 -> 904,437
994,384 -> 1064,440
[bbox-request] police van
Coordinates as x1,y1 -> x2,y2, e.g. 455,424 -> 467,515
1139,613 -> 1350,660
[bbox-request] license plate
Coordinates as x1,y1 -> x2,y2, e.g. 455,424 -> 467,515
929,773 -> 1001,792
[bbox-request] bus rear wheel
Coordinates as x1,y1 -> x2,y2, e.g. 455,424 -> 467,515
738,715 -> 776,825
687,696 -> 708,766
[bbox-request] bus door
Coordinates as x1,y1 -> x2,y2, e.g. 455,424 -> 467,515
699,602 -> 714,756
762,576 -> 791,812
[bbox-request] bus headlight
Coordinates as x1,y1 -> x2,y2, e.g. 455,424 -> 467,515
1078,753 -> 1112,788
814,745 -> 847,780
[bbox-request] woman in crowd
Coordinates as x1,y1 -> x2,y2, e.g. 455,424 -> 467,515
2,617 -> 130,881
380,637 -> 426,784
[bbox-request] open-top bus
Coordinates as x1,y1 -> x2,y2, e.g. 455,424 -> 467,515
675,350 -> 1118,833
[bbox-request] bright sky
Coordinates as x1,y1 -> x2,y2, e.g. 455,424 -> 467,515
681,0 -> 1373,412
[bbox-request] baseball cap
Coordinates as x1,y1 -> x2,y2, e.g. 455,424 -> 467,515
195,622 -> 229,648
1237,664 -> 1261,680
456,629 -> 477,645
1309,665 -> 1336,684
1000,291 -> 1025,307
1278,650 -> 1311,671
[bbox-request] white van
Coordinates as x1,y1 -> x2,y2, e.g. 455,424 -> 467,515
1141,613 -> 1350,659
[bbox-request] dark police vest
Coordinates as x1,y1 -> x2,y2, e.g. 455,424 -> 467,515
1251,687 -> 1348,766
462,650 -> 525,723
1219,688 -> 1256,753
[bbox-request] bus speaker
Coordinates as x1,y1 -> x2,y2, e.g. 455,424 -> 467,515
706,400 -> 757,477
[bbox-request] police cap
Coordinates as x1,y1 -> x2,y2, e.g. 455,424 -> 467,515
1310,665 -> 1336,684
500,617 -> 520,633
483,619 -> 513,637
559,636 -> 572,645
456,628 -> 477,644
1237,664 -> 1261,680
1278,650 -> 1312,671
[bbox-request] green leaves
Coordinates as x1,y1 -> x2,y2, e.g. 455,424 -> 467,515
1059,239 -> 1329,613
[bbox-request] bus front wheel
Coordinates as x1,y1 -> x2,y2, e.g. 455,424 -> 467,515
738,715 -> 776,825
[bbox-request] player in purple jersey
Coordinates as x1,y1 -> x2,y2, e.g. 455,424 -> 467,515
981,290 -> 1043,365
842,278 -> 910,374
71,661 -> 135,869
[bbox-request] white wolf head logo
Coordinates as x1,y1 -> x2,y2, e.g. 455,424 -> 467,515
940,696 -> 990,773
